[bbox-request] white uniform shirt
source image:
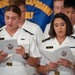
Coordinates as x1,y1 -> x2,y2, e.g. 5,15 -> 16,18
22,20 -> 44,47
44,23 -> 51,38
1,20 -> 44,47
73,24 -> 75,33
40,37 -> 75,75
22,20 -> 44,75
0,27 -> 41,75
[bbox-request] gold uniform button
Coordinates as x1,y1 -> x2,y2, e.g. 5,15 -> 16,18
6,62 -> 12,66
54,70 -> 60,75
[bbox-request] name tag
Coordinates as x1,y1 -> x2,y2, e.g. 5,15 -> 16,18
70,47 -> 75,48
46,46 -> 53,49
21,38 -> 25,40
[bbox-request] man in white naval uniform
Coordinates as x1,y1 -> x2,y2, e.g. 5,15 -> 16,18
21,20 -> 44,75
0,5 -> 41,75
7,0 -> 44,75
63,0 -> 75,36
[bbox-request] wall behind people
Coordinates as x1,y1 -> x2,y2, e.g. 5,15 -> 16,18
0,0 -> 54,32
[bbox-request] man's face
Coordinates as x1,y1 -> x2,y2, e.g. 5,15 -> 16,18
19,4 -> 26,22
53,1 -> 64,14
64,7 -> 75,26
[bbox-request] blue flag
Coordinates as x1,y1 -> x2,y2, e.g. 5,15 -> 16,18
0,6 -> 7,27
0,0 -> 54,31
26,0 -> 54,31
0,0 -> 8,27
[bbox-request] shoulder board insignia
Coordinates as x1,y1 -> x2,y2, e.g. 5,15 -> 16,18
70,47 -> 75,48
0,38 -> 4,40
71,36 -> 75,39
23,29 -> 34,35
42,37 -> 50,42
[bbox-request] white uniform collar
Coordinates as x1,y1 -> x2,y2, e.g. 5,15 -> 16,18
22,20 -> 28,29
73,24 -> 75,29
71,24 -> 75,36
53,37 -> 69,46
73,24 -> 75,32
1,27 -> 21,37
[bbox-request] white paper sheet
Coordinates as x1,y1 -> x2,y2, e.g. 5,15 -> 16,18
0,39 -> 18,54
40,46 -> 74,62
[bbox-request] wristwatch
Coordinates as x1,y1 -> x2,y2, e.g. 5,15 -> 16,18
23,53 -> 29,60
70,63 -> 74,70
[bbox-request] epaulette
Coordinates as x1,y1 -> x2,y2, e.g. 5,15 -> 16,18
71,36 -> 75,39
42,37 -> 50,42
23,29 -> 34,35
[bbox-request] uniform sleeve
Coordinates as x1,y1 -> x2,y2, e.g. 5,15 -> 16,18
44,24 -> 50,38
40,55 -> 49,65
36,25 -> 45,47
29,37 -> 41,58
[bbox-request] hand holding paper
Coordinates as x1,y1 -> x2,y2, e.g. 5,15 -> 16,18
0,39 -> 18,54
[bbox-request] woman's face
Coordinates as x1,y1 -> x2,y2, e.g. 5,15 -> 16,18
5,11 -> 20,30
54,18 -> 66,37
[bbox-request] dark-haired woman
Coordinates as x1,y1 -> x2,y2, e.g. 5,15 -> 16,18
0,5 -> 41,75
37,13 -> 75,75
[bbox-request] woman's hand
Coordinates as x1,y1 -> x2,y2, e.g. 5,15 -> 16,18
0,50 -> 8,62
16,45 -> 26,58
47,62 -> 58,71
57,58 -> 72,68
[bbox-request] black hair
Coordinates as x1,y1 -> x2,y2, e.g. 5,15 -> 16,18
4,5 -> 21,17
64,0 -> 75,9
49,13 -> 73,38
9,0 -> 26,6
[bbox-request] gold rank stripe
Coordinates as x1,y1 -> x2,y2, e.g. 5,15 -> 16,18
25,12 -> 34,19
0,0 -> 9,8
26,0 -> 53,16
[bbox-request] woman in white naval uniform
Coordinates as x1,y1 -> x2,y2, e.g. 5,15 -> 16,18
8,0 -> 44,75
0,5 -> 41,75
37,13 -> 75,75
